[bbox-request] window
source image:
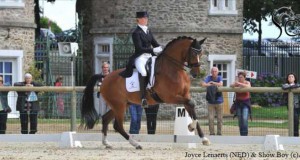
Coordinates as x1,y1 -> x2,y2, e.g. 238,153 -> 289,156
0,0 -> 25,8
0,61 -> 13,85
94,37 -> 113,74
213,63 -> 228,86
99,44 -> 110,54
209,0 -> 237,16
208,54 -> 236,86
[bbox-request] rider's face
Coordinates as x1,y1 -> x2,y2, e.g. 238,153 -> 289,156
137,17 -> 148,26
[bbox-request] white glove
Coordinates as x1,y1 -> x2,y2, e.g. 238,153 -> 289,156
153,46 -> 163,54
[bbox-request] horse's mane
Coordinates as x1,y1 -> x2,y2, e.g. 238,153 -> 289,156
159,36 -> 195,57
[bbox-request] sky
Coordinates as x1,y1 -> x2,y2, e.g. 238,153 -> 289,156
40,0 -> 291,41
243,17 -> 291,41
40,0 -> 77,31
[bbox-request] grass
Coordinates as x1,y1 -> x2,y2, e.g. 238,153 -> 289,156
224,106 -> 289,128
224,120 -> 288,129
251,106 -> 288,119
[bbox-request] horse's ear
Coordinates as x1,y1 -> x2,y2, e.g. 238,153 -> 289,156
199,37 -> 207,45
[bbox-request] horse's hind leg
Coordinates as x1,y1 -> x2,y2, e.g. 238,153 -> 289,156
184,100 -> 210,145
113,104 -> 142,150
101,110 -> 114,149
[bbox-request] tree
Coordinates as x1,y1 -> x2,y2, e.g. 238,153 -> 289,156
40,17 -> 62,34
243,0 -> 300,54
34,0 -> 56,38
244,0 -> 300,42
243,0 -> 274,47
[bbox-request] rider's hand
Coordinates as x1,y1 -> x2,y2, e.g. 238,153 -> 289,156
153,46 -> 163,54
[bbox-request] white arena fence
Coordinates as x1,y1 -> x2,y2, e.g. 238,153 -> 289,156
0,86 -> 300,149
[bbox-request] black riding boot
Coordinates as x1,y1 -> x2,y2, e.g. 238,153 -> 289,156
139,75 -> 148,108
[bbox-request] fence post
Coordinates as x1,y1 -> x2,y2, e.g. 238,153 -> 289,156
71,89 -> 77,131
288,91 -> 294,136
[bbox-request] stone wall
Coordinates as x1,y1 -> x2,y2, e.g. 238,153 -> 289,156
0,0 -> 36,71
77,0 -> 243,118
77,0 -> 243,78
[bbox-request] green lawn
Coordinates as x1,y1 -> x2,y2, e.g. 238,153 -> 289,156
251,106 -> 288,119
224,106 -> 289,128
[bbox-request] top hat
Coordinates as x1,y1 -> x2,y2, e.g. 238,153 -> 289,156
136,11 -> 149,18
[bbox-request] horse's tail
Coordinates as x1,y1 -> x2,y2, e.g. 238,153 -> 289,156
80,74 -> 101,129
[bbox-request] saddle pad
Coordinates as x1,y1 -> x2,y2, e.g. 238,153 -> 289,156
126,71 -> 140,92
125,56 -> 157,92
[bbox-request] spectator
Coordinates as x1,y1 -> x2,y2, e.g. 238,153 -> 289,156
0,76 -> 11,134
96,62 -> 110,116
54,76 -> 64,116
282,73 -> 300,137
144,104 -> 159,134
129,104 -> 143,134
230,72 -> 251,136
14,73 -> 42,134
200,67 -> 223,136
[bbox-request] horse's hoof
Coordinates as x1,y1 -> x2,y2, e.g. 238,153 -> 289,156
105,145 -> 113,149
136,145 -> 143,150
188,124 -> 195,132
202,137 -> 211,146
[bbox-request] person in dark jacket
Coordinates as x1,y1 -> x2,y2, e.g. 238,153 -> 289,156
96,62 -> 110,116
282,73 -> 300,137
120,11 -> 163,107
200,67 -> 224,135
0,76 -> 11,134
14,73 -> 42,134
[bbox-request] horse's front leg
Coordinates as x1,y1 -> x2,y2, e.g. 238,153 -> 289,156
184,99 -> 210,146
101,110 -> 114,149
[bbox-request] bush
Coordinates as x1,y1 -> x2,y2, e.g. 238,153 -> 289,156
250,73 -> 285,107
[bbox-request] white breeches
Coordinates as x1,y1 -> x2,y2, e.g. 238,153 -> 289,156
135,53 -> 152,76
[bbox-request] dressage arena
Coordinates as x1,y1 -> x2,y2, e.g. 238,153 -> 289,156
1,121 -> 300,160
1,139 -> 300,160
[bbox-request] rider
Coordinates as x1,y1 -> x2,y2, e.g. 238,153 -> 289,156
120,11 -> 163,107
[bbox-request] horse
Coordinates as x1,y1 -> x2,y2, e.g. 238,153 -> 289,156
80,36 -> 210,149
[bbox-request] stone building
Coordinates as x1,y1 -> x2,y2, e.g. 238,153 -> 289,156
0,0 -> 35,117
0,0 -> 35,84
76,0 -> 243,116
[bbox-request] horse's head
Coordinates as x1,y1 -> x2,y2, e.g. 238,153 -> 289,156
187,38 -> 206,78
158,36 -> 206,78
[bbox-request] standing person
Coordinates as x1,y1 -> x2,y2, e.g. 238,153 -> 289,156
14,73 -> 42,134
120,11 -> 163,107
282,73 -> 300,137
129,104 -> 143,134
54,76 -> 64,116
0,76 -> 11,134
230,72 -> 251,136
144,104 -> 159,134
200,67 -> 224,135
96,62 -> 110,116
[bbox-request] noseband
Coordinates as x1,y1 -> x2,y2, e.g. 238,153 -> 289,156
187,47 -> 202,68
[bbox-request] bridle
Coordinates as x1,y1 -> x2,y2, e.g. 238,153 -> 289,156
162,44 -> 202,72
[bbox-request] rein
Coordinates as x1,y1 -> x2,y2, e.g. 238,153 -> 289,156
161,46 -> 202,72
163,53 -> 191,72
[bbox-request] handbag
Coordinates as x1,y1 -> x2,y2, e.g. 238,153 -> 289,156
230,93 -> 237,115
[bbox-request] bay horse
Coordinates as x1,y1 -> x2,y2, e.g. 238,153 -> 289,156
81,36 -> 210,149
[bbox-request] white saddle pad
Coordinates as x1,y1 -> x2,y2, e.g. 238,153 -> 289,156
126,56 -> 157,92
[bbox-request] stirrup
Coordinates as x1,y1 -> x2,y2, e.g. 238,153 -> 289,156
141,99 -> 148,108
